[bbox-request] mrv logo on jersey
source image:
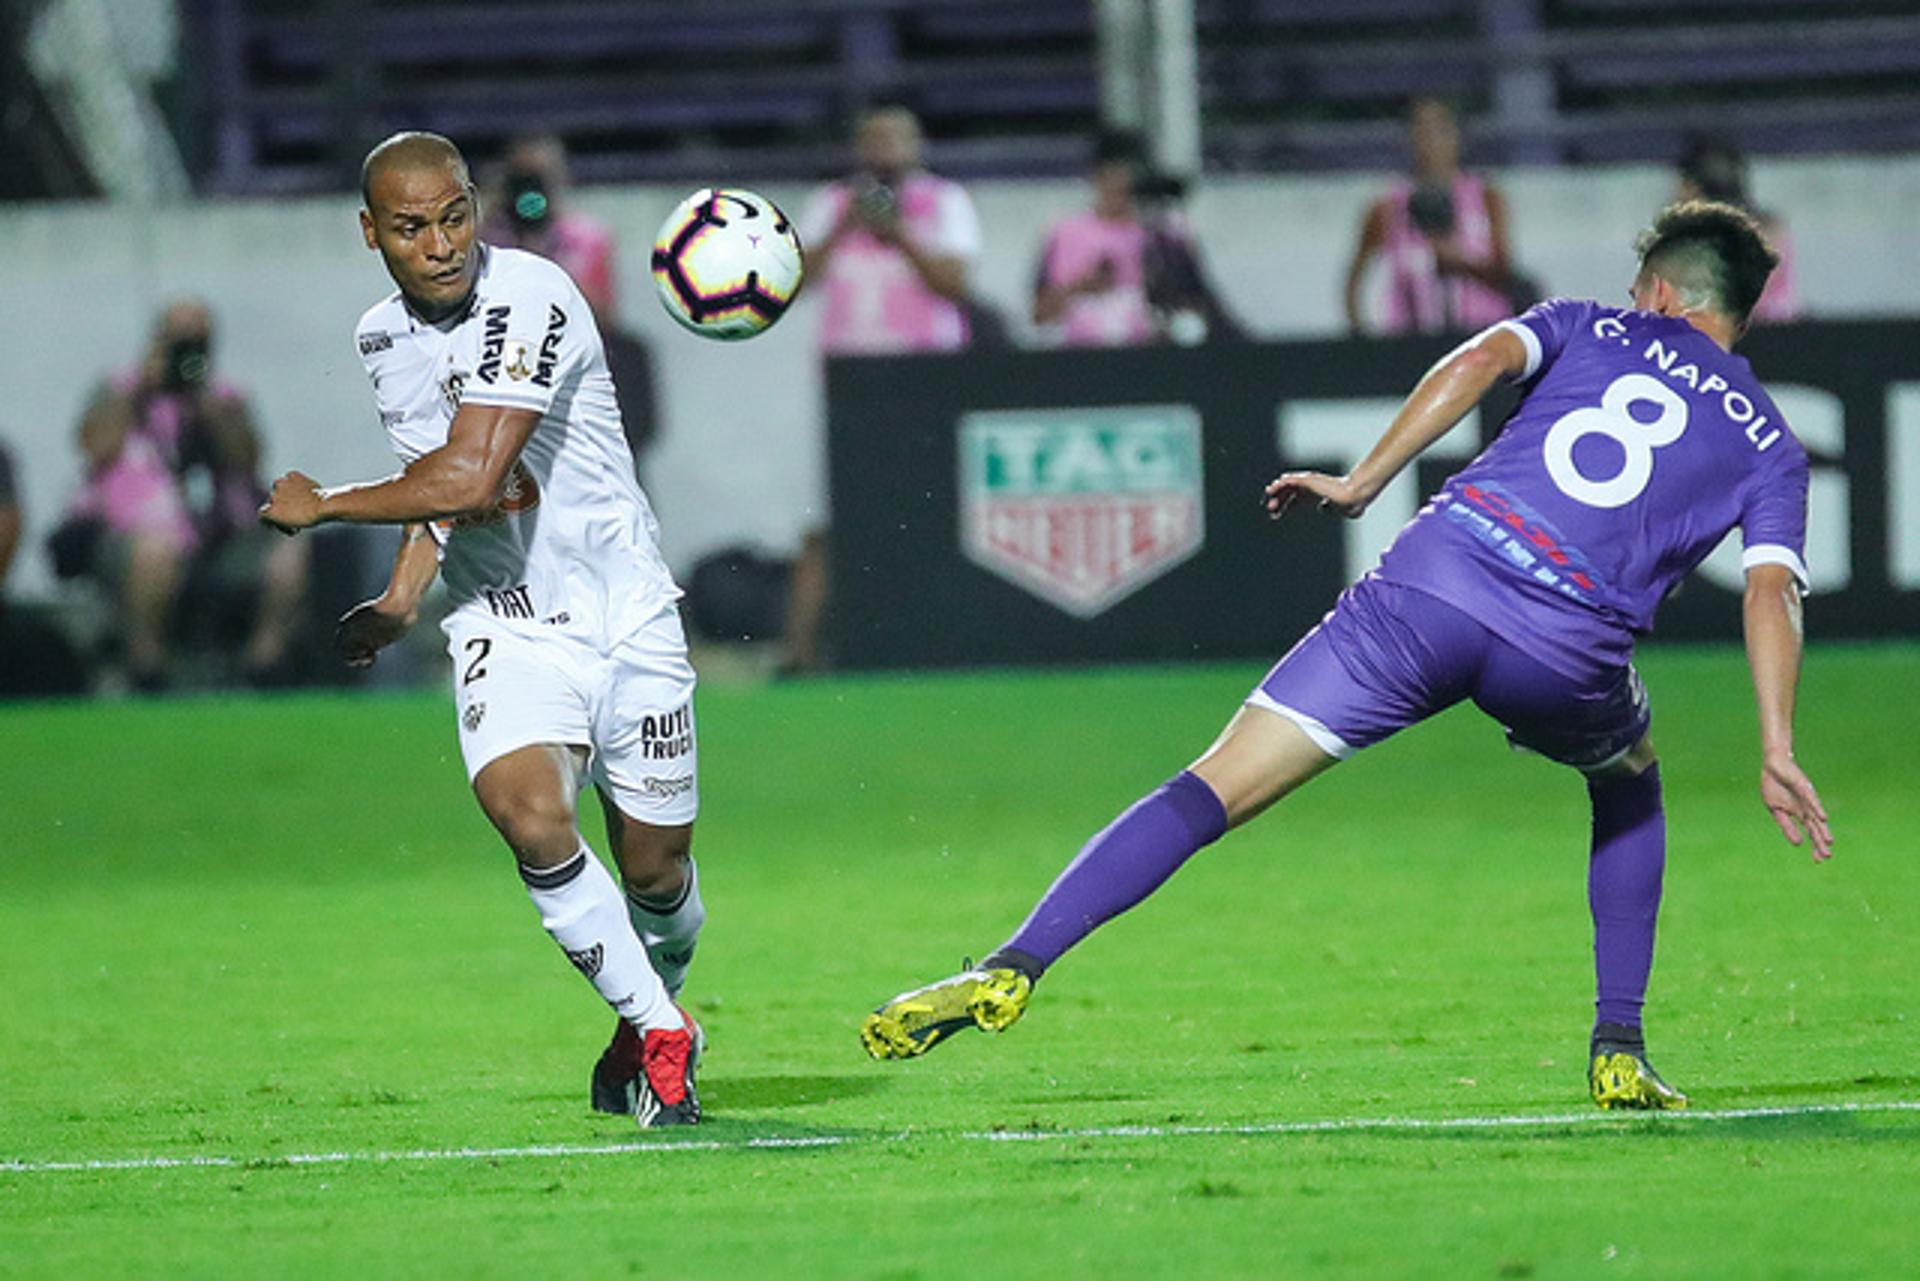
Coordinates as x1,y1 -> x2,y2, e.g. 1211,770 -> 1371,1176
959,406 -> 1204,618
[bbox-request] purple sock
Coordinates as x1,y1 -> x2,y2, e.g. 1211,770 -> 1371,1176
993,771 -> 1229,976
1588,764 -> 1666,1033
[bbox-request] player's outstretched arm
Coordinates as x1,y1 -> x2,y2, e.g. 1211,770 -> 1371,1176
1743,561 -> 1833,861
336,523 -> 439,668
1265,324 -> 1528,520
260,402 -> 541,532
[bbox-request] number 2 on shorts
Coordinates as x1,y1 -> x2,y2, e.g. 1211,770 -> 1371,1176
462,637 -> 492,686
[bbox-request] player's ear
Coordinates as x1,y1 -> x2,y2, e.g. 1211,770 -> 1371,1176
360,207 -> 378,251
1643,274 -> 1676,317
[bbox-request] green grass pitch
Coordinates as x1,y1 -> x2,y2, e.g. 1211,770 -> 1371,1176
3,644 -> 1917,1278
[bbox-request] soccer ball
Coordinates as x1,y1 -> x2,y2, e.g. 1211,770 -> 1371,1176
650,188 -> 804,340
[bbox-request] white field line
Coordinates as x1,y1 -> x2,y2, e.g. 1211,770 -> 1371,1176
4,1099 -> 1917,1176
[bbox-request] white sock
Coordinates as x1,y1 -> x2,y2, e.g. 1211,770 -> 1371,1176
625,858 -> 707,998
521,846 -> 683,1033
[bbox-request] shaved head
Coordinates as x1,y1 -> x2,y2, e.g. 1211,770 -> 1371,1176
361,131 -> 470,210
358,131 -> 480,320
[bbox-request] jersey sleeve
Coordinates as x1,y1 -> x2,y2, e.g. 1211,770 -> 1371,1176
354,322 -> 407,455
1492,297 -> 1593,381
1739,438 -> 1812,591
461,264 -> 587,417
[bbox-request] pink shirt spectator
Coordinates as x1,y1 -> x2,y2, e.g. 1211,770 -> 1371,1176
69,371 -> 256,556
485,211 -> 618,319
1379,174 -> 1512,334
1035,211 -> 1158,347
799,172 -> 980,354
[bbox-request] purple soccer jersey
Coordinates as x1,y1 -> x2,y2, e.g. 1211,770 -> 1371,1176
1375,298 -> 1811,679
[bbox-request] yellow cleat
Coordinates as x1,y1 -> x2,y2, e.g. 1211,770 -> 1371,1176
860,967 -> 1033,1060
1590,1050 -> 1689,1110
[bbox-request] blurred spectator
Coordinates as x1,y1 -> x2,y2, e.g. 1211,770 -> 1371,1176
50,301 -> 307,690
1345,98 -> 1515,335
480,133 -> 659,467
1033,131 -> 1241,347
778,106 -> 983,673
797,104 -> 981,355
480,130 -> 660,468
481,133 -> 618,320
1676,134 -> 1802,323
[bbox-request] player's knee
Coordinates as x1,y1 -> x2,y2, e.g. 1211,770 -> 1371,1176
617,825 -> 692,896
480,787 -> 578,866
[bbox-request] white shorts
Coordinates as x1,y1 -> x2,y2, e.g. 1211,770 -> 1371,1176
445,606 -> 699,826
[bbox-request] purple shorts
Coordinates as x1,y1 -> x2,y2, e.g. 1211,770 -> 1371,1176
1250,575 -> 1649,770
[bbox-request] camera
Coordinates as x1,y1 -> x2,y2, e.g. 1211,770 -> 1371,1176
1408,183 -> 1456,238
162,334 -> 211,391
854,178 -> 898,224
505,169 -> 552,231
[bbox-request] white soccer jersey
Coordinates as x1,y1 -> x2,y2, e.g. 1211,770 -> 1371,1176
354,244 -> 678,647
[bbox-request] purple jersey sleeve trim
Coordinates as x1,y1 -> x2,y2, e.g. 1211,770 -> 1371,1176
1492,319 -> 1543,380
1246,689 -> 1356,759
1741,544 -> 1812,593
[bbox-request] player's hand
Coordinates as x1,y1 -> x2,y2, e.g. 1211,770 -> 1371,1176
335,598 -> 415,668
260,471 -> 326,534
1761,751 -> 1833,862
1264,471 -> 1375,520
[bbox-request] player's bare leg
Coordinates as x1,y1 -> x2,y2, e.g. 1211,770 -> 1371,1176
599,795 -> 702,995
862,706 -> 1337,1059
1581,736 -> 1687,1109
474,744 -> 699,1125
589,797 -> 706,1115
1188,704 -> 1343,826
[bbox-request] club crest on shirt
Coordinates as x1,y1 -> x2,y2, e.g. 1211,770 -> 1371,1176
959,406 -> 1205,618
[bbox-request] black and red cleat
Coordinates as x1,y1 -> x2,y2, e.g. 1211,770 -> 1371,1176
591,1008 -> 703,1126
590,1018 -> 644,1116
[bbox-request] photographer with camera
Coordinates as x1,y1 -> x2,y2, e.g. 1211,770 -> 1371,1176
54,301 -> 308,690
1344,97 -> 1517,336
1035,130 -> 1242,348
481,134 -> 618,322
481,134 -> 660,467
775,106 -> 982,674
797,105 -> 981,356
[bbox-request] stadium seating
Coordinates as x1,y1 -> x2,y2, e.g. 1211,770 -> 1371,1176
187,0 -> 1920,192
